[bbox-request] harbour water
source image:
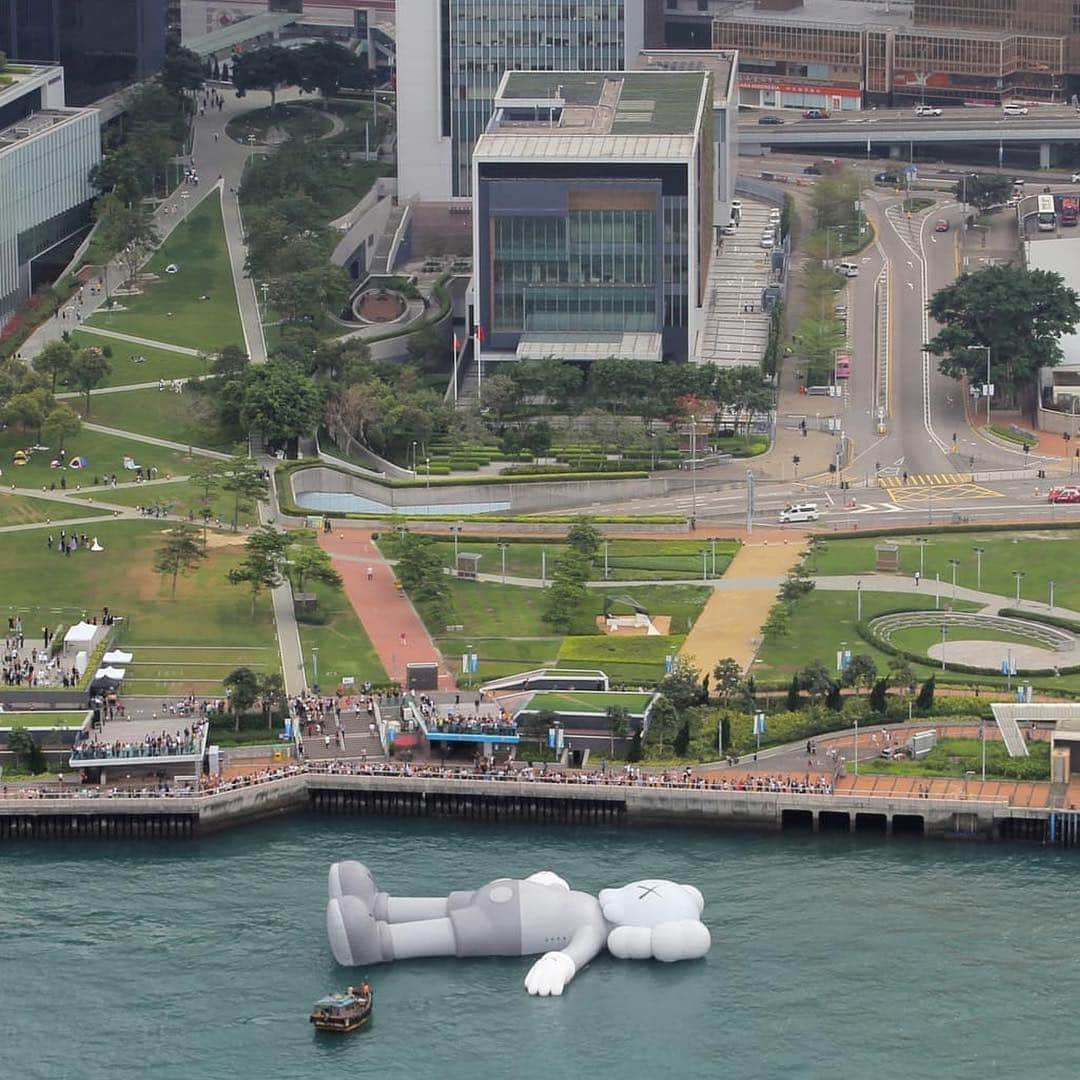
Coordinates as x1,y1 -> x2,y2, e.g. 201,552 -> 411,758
2,815 -> 1076,1079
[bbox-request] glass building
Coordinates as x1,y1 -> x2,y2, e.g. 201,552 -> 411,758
0,65 -> 100,327
396,1 -> 646,201
472,70 -> 713,363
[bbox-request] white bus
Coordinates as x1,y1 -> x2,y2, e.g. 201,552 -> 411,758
1037,194 -> 1056,231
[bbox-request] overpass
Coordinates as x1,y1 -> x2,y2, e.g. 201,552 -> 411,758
739,113 -> 1080,168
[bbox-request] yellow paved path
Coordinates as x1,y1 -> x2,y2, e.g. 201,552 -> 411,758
679,539 -> 806,674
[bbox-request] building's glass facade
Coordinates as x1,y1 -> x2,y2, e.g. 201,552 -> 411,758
443,0 -> 628,197
492,207 -> 658,332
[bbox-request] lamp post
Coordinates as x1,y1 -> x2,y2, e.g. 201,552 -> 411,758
603,540 -> 610,581
854,715 -> 859,776
1012,569 -> 1024,605
973,546 -> 985,591
411,440 -> 418,476
450,522 -> 463,568
916,536 -> 928,579
498,542 -> 509,584
856,578 -> 862,622
701,549 -> 708,583
710,537 -> 718,577
1050,578 -> 1056,612
949,558 -> 960,601
981,716 -> 987,781
425,457 -> 431,489
940,625 -> 948,671
259,282 -> 269,312
964,345 -> 992,427
690,416 -> 698,526
312,646 -> 319,688
935,571 -> 940,610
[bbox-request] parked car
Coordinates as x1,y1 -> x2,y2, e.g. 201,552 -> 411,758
1003,104 -> 1029,116
1048,486 -> 1080,504
779,503 -> 820,523
914,105 -> 942,117
721,223 -> 738,236
875,172 -> 900,184
803,164 -> 822,175
760,233 -> 775,249
934,219 -> 950,232
802,109 -> 830,119
758,114 -> 785,125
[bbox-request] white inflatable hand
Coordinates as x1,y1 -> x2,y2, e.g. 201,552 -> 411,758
607,924 -> 654,960
524,951 -> 576,996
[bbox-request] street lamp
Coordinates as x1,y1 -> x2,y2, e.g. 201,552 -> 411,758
1050,578 -> 1056,612
689,415 -> 698,526
973,546 -> 985,591
411,440 -> 418,476
916,536 -> 929,579
964,345 -> 992,427
1012,569 -> 1025,605
312,646 -> 319,688
603,540 -> 610,581
425,457 -> 431,489
259,282 -> 269,310
498,542 -> 509,584
940,625 -> 948,671
450,522 -> 463,567
710,537 -> 718,577
949,558 -> 960,601
700,549 -> 708,583
856,578 -> 862,622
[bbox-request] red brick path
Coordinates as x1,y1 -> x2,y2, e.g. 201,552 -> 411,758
319,529 -> 456,689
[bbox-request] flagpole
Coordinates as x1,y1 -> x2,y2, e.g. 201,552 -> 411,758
476,328 -> 483,402
452,335 -> 459,403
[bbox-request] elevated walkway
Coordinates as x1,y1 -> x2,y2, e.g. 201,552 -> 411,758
990,704 -> 1031,759
479,669 -> 609,694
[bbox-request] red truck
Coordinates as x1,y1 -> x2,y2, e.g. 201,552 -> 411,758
1061,195 -> 1079,226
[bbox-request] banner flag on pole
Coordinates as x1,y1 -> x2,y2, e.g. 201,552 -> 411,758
753,712 -> 766,736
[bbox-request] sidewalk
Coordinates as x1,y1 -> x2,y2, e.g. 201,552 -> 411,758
319,528 -> 456,689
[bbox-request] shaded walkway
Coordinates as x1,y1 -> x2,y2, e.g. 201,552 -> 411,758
319,528 -> 455,689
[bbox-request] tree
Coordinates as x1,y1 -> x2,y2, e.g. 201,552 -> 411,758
68,347 -> 112,415
542,551 -> 590,632
566,518 -> 602,561
257,671 -> 285,731
645,696 -> 678,756
798,660 -> 834,705
42,403 -> 81,450
212,344 -> 250,378
36,341 -> 74,394
712,657 -> 743,705
869,678 -> 889,714
786,675 -> 801,712
779,565 -> 815,602
658,655 -> 704,712
625,727 -> 643,763
236,360 -> 323,446
927,265 -> 1080,403
606,705 -> 629,758
223,666 -> 260,732
188,457 -> 223,537
842,653 -> 877,695
478,373 -> 518,420
289,542 -> 342,592
915,674 -> 936,711
269,265 -> 349,325
887,658 -> 917,697
6,727 -> 46,774
220,456 -> 266,532
673,721 -> 690,756
160,45 -> 204,96
954,173 -> 1012,214
3,388 -> 50,440
295,40 -> 369,99
153,523 -> 207,598
232,46 -> 298,108
94,196 -> 158,287
825,681 -> 843,711
227,526 -> 288,616
396,533 -> 454,625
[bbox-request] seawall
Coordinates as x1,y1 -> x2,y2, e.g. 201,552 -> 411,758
0,773 -> 1067,846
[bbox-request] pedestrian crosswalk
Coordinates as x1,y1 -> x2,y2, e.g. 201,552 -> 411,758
879,473 -> 972,489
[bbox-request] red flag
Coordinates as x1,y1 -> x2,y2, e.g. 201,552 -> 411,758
453,333 -> 460,352
476,324 -> 486,343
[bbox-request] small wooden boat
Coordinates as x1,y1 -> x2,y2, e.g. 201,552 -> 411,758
309,985 -> 374,1033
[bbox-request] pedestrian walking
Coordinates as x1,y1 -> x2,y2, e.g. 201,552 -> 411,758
399,631 -> 407,646
366,567 -> 374,582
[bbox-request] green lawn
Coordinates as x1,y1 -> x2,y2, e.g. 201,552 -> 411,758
755,590 -> 981,680
437,636 -> 561,682
68,331 -> 209,387
83,386 -> 241,453
85,192 -> 245,353
0,522 -> 278,694
0,426 -> 200,491
0,712 -> 91,729
889,624 -> 1044,656
805,532 -> 1080,611
0,493 -> 111,526
102,477 -> 262,529
556,633 -> 686,685
297,578 -> 387,690
859,737 -> 1050,781
377,536 -> 739,583
522,691 -> 654,716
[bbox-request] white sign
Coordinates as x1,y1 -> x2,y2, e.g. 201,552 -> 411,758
342,676 -> 355,687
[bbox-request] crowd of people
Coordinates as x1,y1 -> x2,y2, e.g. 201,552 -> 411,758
72,721 -> 207,762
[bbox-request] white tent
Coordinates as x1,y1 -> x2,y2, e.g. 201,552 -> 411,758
93,666 -> 126,681
74,650 -> 89,676
103,650 -> 133,664
64,622 -> 98,648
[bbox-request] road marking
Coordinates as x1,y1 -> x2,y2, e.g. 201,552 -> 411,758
880,472 -> 972,488
906,282 -> 915,290
847,502 -> 905,515
887,482 -> 1003,506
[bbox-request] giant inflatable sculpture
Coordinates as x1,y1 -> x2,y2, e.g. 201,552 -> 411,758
326,861 -> 711,996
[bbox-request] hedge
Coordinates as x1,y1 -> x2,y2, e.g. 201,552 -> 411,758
824,520 -> 1080,541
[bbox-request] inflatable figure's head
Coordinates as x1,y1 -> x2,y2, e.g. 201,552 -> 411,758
599,880 -> 704,927
600,879 -> 710,964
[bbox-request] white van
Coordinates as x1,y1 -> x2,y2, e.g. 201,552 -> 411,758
835,261 -> 859,277
779,503 -> 820,523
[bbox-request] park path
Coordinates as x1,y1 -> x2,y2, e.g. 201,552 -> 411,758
319,528 -> 456,689
81,422 -> 232,459
73,326 -> 201,355
681,540 -> 807,673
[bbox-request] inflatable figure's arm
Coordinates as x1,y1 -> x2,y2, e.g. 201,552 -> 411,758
607,919 -> 711,963
524,921 -> 606,997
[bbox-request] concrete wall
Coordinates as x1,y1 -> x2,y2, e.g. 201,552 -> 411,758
1037,403 -> 1080,436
